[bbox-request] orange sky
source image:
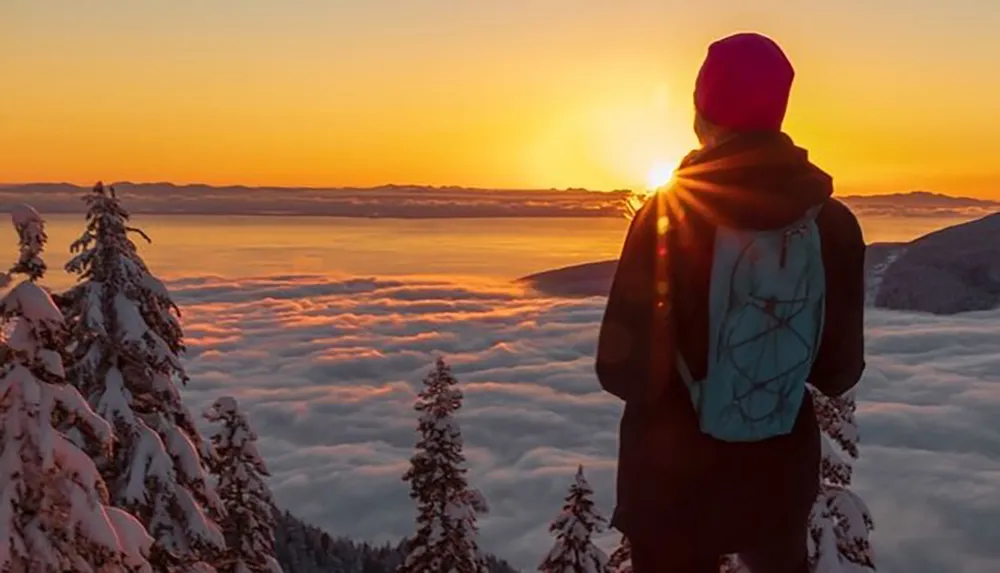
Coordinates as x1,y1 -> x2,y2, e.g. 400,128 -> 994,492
4,1 -> 1000,197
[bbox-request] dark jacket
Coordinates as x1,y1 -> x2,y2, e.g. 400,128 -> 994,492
595,131 -> 866,553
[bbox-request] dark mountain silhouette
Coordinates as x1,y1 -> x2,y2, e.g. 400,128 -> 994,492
875,212 -> 1000,314
274,510 -> 518,573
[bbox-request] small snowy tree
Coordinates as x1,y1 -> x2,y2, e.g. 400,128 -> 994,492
606,535 -> 632,573
720,555 -> 748,573
398,357 -> 489,573
539,465 -> 608,573
722,389 -> 877,573
807,388 -> 876,573
9,204 -> 48,282
61,183 -> 226,572
0,207 -> 153,572
205,397 -> 283,573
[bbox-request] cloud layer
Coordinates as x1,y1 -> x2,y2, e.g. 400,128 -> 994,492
169,274 -> 1000,573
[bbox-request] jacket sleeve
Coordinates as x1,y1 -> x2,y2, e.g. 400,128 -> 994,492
810,199 -> 867,397
595,195 -> 674,402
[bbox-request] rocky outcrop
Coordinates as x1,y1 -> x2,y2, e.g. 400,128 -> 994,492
516,260 -> 617,297
864,243 -> 907,306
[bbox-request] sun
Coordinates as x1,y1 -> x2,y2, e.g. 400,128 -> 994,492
646,161 -> 675,191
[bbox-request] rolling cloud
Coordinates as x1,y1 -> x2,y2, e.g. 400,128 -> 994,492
165,274 -> 1000,573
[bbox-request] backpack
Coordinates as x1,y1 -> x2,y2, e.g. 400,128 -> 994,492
675,204 -> 826,442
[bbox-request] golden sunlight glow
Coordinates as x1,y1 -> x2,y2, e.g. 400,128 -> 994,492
647,161 -> 676,191
6,2 -> 1000,196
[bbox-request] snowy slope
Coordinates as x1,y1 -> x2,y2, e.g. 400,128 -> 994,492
875,212 -> 1000,314
864,244 -> 907,306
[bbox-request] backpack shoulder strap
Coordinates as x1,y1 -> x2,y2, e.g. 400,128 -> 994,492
676,349 -> 695,386
662,192 -> 703,389
797,203 -> 824,226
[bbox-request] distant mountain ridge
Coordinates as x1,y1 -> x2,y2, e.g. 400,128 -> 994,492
841,190 -> 997,206
0,182 -> 625,219
2,181 -> 623,194
838,190 -> 999,218
2,182 -> 995,219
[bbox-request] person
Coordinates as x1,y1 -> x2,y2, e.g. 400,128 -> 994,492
595,32 -> 866,573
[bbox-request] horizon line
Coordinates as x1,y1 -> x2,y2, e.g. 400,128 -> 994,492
1,181 -> 988,201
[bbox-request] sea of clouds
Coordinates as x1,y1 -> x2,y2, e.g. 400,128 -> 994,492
170,273 -> 1000,573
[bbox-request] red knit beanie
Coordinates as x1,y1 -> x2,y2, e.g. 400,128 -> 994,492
694,32 -> 794,132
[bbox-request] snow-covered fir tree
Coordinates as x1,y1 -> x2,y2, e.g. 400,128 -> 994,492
205,396 -> 283,573
538,465 -> 608,573
807,387 -> 876,573
0,206 -> 153,572
606,535 -> 632,573
721,388 -> 877,573
60,182 -> 226,572
720,554 -> 747,573
398,357 -> 489,573
9,204 -> 48,281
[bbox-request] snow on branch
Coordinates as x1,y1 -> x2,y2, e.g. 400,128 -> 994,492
59,181 -> 226,572
6,203 -> 48,282
399,358 -> 489,573
205,396 -> 282,573
807,387 -> 877,572
539,465 -> 608,573
607,535 -> 632,573
0,271 -> 152,571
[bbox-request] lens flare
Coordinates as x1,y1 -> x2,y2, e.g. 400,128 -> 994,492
646,162 -> 675,191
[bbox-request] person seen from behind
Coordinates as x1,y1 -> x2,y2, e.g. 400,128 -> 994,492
596,32 -> 867,573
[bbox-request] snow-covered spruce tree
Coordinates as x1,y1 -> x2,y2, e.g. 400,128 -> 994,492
0,206 -> 153,572
398,357 -> 489,573
721,389 -> 877,573
606,535 -> 632,573
538,465 -> 608,573
807,387 -> 876,573
61,182 -> 226,572
205,396 -> 283,573
9,204 -> 48,281
720,555 -> 747,573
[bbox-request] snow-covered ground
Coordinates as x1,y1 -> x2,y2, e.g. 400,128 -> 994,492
172,273 -> 1000,573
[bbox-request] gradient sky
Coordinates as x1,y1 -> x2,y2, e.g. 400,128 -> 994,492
4,0 -> 1000,196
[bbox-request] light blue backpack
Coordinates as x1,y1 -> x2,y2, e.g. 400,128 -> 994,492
676,205 -> 826,442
